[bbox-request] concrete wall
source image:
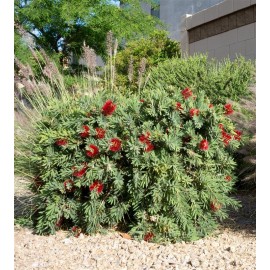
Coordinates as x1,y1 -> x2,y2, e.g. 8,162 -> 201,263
141,0 -> 225,41
180,0 -> 256,60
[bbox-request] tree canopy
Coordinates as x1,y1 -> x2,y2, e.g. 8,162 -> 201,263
15,0 -> 164,57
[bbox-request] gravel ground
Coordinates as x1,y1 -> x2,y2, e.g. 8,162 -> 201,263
14,192 -> 256,270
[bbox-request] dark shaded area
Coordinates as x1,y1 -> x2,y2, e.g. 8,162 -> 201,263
220,191 -> 256,235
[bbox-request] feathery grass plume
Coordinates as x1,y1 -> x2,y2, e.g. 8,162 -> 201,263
14,57 -> 34,80
128,55 -> 134,84
137,57 -> 147,92
105,31 -> 118,92
14,21 -> 27,36
113,38 -> 118,57
106,30 -> 113,58
82,41 -> 97,74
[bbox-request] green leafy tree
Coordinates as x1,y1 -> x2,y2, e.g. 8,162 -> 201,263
14,0 -> 163,57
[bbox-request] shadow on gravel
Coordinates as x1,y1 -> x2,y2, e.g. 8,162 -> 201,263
220,192 -> 256,235
14,195 -> 33,219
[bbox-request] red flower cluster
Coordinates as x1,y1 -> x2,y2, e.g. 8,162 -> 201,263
139,132 -> 151,143
109,138 -> 122,152
222,131 -> 232,146
89,180 -> 104,194
79,125 -> 90,138
234,130 -> 242,141
209,104 -> 214,108
72,163 -> 88,177
181,87 -> 193,99
140,99 -> 145,103
139,132 -> 154,152
225,175 -> 232,182
55,139 -> 68,146
71,226 -> 81,238
102,100 -> 116,116
86,144 -> 99,157
64,179 -> 75,192
95,127 -> 106,139
210,201 -> 221,212
55,217 -> 64,228
145,143 -> 154,152
190,108 -> 200,117
176,102 -> 183,111
199,139 -> 209,151
218,123 -> 224,130
144,232 -> 154,242
224,103 -> 234,115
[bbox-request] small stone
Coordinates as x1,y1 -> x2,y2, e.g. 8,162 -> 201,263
226,246 -> 236,253
190,258 -> 200,267
31,262 -> 39,268
62,238 -> 72,244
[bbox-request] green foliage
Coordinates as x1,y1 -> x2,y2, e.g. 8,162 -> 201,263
15,83 -> 242,242
14,31 -> 41,76
115,30 -> 181,92
15,0 -> 164,57
144,54 -> 255,104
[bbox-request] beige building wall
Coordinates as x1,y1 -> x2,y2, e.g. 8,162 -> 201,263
180,0 -> 256,61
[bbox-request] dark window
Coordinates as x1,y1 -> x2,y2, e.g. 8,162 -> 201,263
151,0 -> 160,18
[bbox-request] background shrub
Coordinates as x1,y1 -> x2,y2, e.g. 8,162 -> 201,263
115,30 -> 181,92
15,84 -> 242,243
144,54 -> 255,104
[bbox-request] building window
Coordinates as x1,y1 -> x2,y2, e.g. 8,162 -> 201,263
151,0 -> 160,18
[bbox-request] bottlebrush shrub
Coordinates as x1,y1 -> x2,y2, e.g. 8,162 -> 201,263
15,86 -> 242,242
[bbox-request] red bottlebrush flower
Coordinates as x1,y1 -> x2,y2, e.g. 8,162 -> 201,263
145,142 -> 154,152
109,138 -> 122,152
140,99 -> 145,102
89,180 -> 104,194
79,125 -> 90,138
210,201 -> 221,212
218,123 -> 224,130
102,100 -> 116,116
33,176 -> 43,188
222,131 -> 232,146
144,232 -> 154,242
199,139 -> 209,151
55,217 -> 64,228
86,144 -> 99,157
166,128 -> 169,134
209,104 -> 214,108
71,226 -> 81,238
139,132 -> 151,143
64,179 -> 75,192
55,139 -> 68,146
224,103 -> 234,115
234,130 -> 242,141
181,87 -> 193,99
176,102 -> 183,111
95,127 -> 106,139
190,108 -> 200,117
225,175 -> 232,182
72,163 -> 88,177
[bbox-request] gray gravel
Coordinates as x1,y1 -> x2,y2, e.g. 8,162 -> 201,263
15,211 -> 255,270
